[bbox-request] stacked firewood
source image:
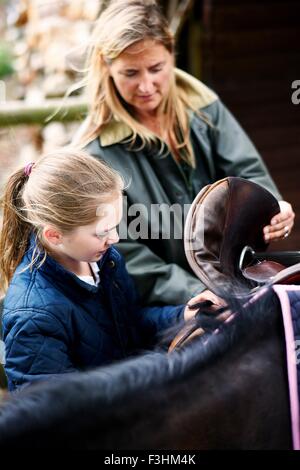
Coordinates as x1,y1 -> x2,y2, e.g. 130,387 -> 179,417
0,0 -> 193,187
0,0 -> 103,185
9,0 -> 101,101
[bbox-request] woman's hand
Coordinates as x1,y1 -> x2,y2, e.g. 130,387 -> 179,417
184,289 -> 225,321
263,200 -> 295,243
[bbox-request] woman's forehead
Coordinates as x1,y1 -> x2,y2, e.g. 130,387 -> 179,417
116,39 -> 171,64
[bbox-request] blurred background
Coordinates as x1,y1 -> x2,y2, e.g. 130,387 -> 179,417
0,0 -> 299,249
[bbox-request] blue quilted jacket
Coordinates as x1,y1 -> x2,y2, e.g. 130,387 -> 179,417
2,240 -> 184,391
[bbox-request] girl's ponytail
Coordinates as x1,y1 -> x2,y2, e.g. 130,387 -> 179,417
0,169 -> 31,292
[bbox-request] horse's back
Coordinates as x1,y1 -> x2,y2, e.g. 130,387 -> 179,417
0,289 -> 293,449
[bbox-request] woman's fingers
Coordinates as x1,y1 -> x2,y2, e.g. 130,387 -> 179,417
264,200 -> 295,242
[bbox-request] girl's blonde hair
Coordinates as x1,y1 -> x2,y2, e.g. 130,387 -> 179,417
77,0 -> 201,167
0,148 -> 124,291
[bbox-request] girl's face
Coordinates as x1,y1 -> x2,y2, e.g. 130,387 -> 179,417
47,194 -> 123,265
108,39 -> 174,117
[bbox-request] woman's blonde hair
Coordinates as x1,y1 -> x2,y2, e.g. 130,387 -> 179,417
0,148 -> 124,291
77,0 -> 201,167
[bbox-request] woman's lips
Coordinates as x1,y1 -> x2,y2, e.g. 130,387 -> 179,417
137,94 -> 155,101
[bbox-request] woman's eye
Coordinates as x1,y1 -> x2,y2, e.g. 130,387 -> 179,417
124,71 -> 137,77
150,68 -> 162,73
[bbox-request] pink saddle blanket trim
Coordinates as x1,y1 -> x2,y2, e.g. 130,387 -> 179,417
273,284 -> 300,450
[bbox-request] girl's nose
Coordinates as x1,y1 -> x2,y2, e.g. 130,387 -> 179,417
106,228 -> 119,245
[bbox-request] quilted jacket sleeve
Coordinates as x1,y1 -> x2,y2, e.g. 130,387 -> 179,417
2,308 -> 78,391
134,304 -> 185,341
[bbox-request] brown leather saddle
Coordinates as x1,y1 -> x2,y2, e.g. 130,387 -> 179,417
169,177 -> 300,352
184,176 -> 300,292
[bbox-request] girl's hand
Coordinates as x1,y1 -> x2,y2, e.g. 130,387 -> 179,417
263,200 -> 295,243
184,289 -> 225,321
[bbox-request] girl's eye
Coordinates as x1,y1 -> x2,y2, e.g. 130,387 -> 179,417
95,227 -> 116,238
94,233 -> 106,239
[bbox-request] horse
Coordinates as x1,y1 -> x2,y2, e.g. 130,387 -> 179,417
0,177 -> 297,449
0,285 -> 294,450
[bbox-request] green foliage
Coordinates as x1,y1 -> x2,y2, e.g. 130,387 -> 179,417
0,42 -> 14,78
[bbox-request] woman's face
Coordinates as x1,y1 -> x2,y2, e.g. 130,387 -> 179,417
108,39 -> 174,116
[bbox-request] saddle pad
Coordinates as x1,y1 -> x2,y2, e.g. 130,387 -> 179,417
273,284 -> 300,450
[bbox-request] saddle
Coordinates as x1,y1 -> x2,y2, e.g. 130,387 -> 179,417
169,177 -> 300,352
184,177 -> 300,291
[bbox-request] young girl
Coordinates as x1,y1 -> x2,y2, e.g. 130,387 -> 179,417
0,148 -> 205,392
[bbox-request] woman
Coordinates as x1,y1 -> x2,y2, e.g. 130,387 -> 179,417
75,0 -> 295,306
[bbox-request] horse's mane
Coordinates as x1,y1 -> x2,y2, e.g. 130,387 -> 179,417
0,286 -> 281,445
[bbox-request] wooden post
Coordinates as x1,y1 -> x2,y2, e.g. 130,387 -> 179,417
0,97 -> 87,126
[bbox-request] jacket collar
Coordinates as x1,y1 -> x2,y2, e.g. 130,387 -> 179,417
99,68 -> 218,147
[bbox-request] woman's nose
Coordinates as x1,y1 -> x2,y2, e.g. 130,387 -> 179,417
138,74 -> 154,94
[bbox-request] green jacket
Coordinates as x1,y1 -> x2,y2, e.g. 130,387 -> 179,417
85,69 -> 281,306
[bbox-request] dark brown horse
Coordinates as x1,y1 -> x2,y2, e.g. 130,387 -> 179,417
0,286 -> 293,449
